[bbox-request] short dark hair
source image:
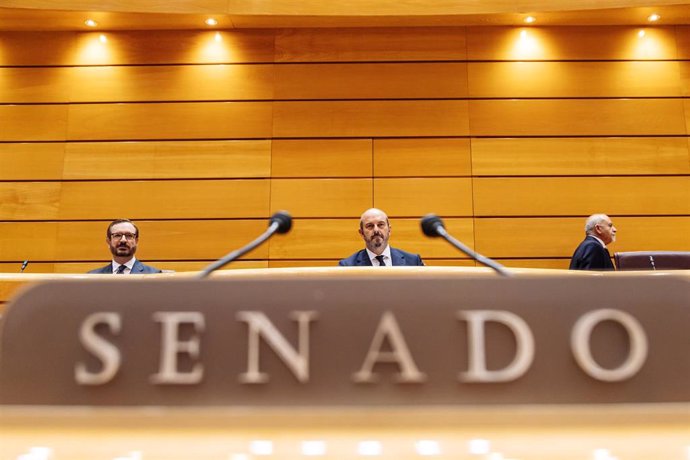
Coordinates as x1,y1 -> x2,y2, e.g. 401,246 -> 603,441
107,219 -> 139,238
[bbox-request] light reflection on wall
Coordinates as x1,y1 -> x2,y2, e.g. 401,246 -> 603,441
631,29 -> 666,59
197,31 -> 233,63
74,32 -> 114,65
510,29 -> 546,60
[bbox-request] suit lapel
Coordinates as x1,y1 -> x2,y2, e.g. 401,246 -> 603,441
390,248 -> 404,266
356,250 -> 372,266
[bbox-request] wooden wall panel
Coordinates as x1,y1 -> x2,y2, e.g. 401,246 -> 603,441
0,30 -> 275,66
0,105 -> 68,141
68,64 -> 275,102
374,178 -> 473,217
63,140 -> 272,179
67,102 -> 273,140
0,144 -> 66,180
270,179 -> 372,217
274,63 -> 468,99
473,177 -> 690,216
55,180 -> 270,220
475,217 -> 690,258
0,220 -> 270,262
273,101 -> 470,137
468,61 -> 682,98
0,183 -> 62,220
0,260 -> 267,274
676,25 -> 690,60
681,61 -> 690,97
0,67 -> 71,103
374,139 -> 471,177
274,27 -> 467,62
471,138 -> 690,176
268,218 -> 473,260
466,27 -> 678,60
271,139 -> 372,177
469,99 -> 687,136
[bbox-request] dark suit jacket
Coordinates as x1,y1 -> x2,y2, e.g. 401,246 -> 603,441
338,247 -> 424,266
569,236 -> 614,270
88,259 -> 163,274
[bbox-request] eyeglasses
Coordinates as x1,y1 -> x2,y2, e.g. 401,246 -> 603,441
110,232 -> 137,241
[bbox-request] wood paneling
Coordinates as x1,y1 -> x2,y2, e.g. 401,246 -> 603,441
374,138 -> 472,177
0,143 -> 66,180
474,217 -> 690,258
469,99 -> 687,136
273,100 -> 470,137
473,177 -> 690,216
0,183 -> 62,220
0,220 -> 270,262
271,139 -> 372,177
0,105 -> 68,141
471,137 -> 690,176
676,25 -> 690,60
681,61 -> 690,97
268,218 -> 473,259
274,27 -> 467,62
374,178 -> 474,216
67,102 -> 273,140
468,61 -> 682,97
0,67 -> 71,103
63,140 -> 271,179
274,63 -> 468,99
0,30 -> 275,66
467,26 -> 678,60
0,261 -> 266,274
68,64 -> 275,102
269,179 -> 372,217
0,181 -> 270,221
57,180 -> 270,219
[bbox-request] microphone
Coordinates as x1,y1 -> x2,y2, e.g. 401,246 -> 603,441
198,211 -> 292,278
420,214 -> 511,277
20,260 -> 29,273
649,255 -> 656,270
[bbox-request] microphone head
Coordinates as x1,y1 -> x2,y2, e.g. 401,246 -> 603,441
420,214 -> 445,237
270,211 -> 292,234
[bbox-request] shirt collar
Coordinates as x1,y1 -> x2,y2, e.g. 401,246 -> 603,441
365,245 -> 392,266
112,257 -> 136,273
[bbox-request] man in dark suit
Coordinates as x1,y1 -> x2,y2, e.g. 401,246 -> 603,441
569,214 -> 617,270
339,208 -> 424,267
88,219 -> 162,274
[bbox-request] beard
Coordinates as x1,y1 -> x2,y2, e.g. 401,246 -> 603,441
110,242 -> 135,258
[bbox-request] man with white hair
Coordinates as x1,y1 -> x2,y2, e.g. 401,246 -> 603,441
339,208 -> 424,267
569,214 -> 617,270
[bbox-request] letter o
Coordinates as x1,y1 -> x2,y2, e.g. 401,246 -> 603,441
571,309 -> 648,382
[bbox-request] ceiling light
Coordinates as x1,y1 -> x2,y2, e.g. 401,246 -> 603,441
302,441 -> 327,456
415,440 -> 441,456
524,16 -> 536,24
468,439 -> 491,455
358,441 -> 382,456
205,18 -> 218,26
638,30 -> 646,38
84,19 -> 98,27
647,13 -> 661,22
99,34 -> 107,43
249,440 -> 273,456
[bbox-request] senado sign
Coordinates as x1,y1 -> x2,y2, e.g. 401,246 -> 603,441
1,274 -> 688,406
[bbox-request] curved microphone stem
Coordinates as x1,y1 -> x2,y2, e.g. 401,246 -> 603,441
435,226 -> 512,277
198,222 -> 279,279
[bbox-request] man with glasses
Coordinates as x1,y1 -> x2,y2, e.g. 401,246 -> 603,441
88,219 -> 162,274
569,214 -> 617,271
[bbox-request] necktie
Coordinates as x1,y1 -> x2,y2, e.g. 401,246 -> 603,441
115,264 -> 127,274
374,255 -> 386,267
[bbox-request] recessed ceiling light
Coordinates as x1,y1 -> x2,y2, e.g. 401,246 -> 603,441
638,30 -> 646,38
524,16 -> 536,24
84,19 -> 98,27
205,18 -> 218,26
415,440 -> 441,456
647,13 -> 661,22
99,34 -> 107,43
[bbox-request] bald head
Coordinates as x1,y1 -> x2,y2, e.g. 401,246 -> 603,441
358,208 -> 391,255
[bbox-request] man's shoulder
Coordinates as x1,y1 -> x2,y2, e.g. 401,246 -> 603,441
133,260 -> 163,274
87,264 -> 111,274
390,247 -> 424,266
338,249 -> 368,266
